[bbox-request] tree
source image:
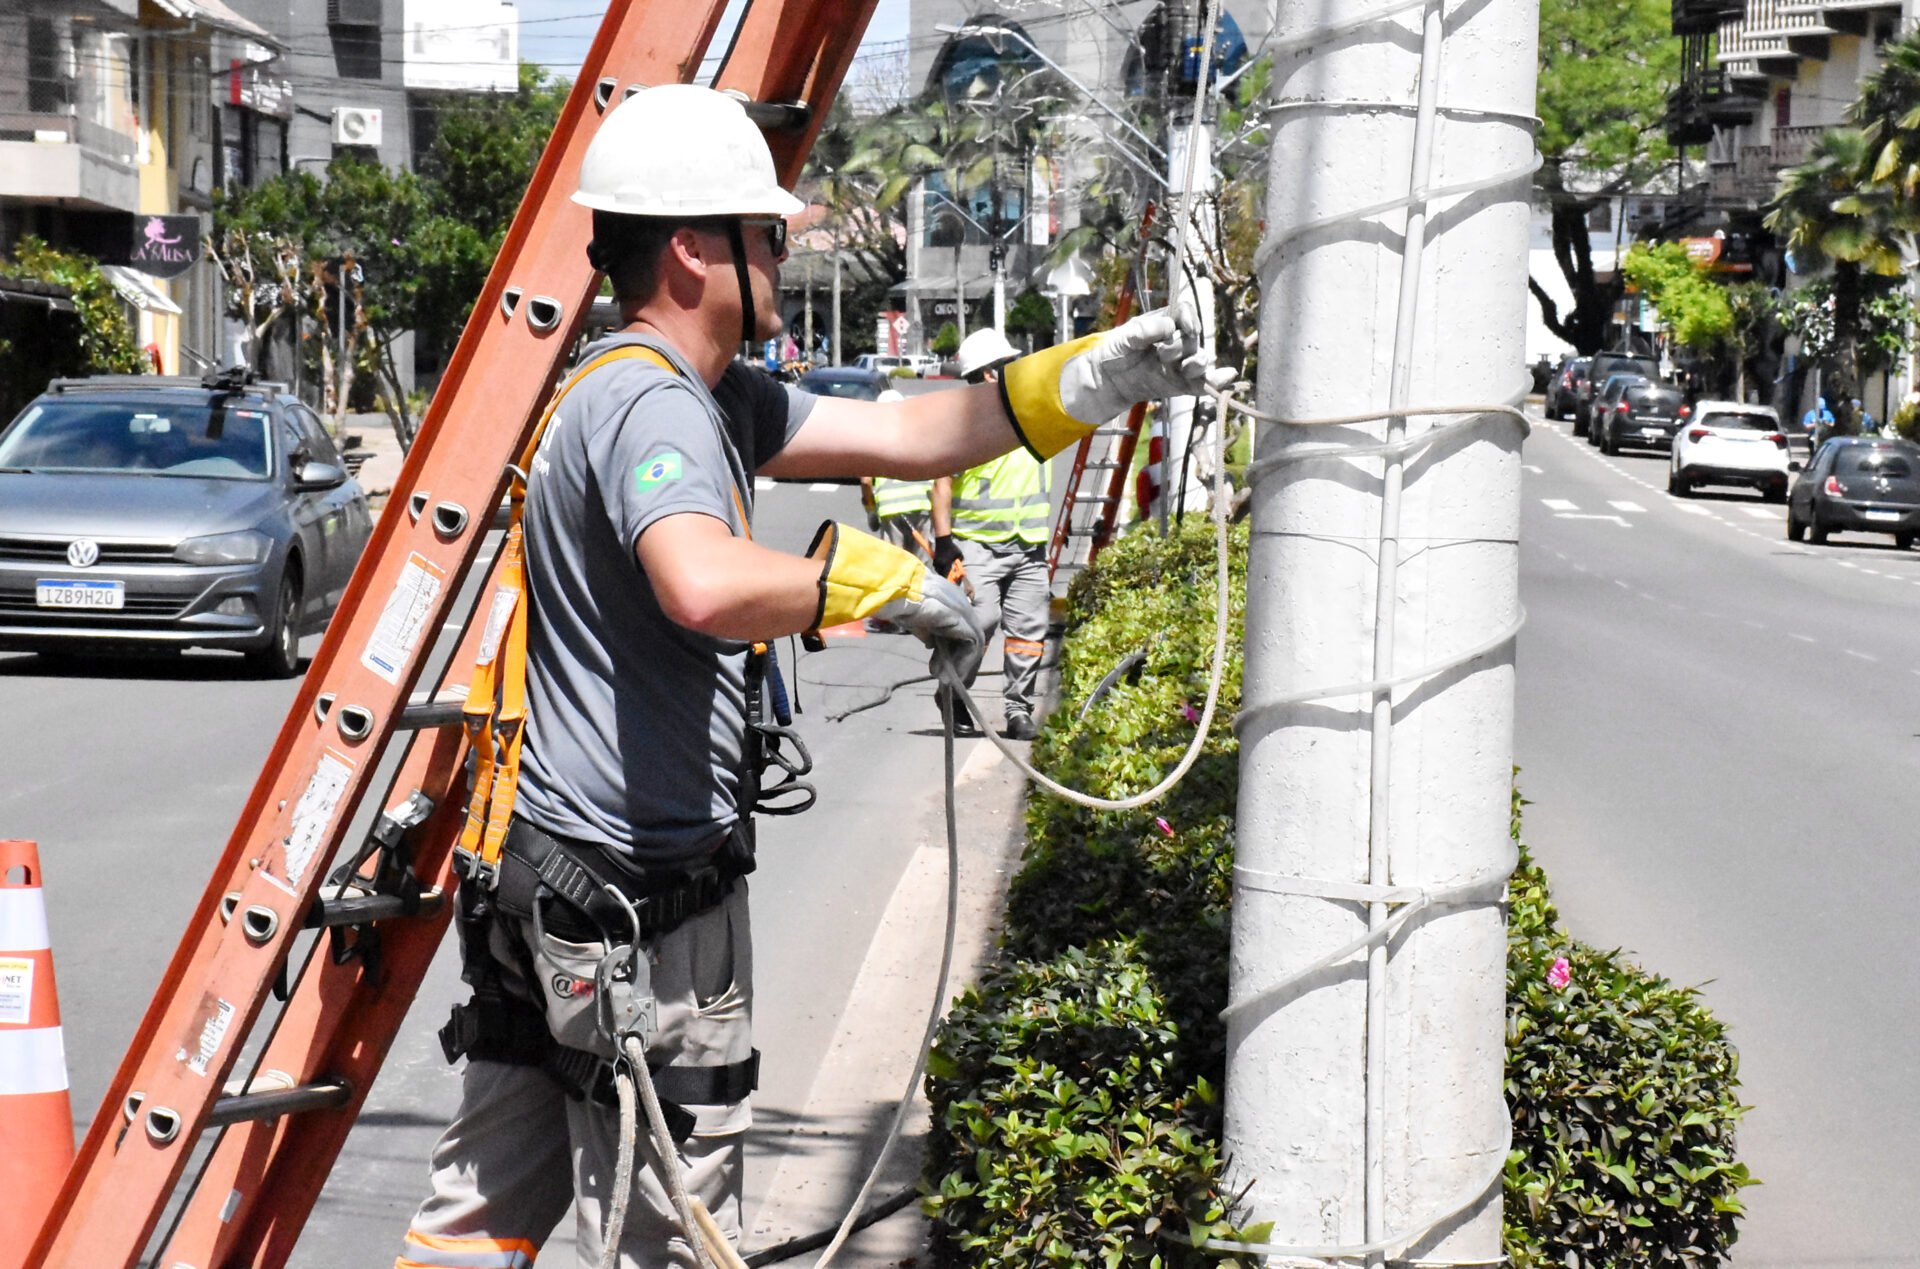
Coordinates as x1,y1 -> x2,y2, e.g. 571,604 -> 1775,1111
797,98 -> 911,360
930,321 -> 961,356
0,237 -> 144,417
1005,287 -> 1055,349
1621,241 -> 1731,350
1765,127 -> 1911,425
213,63 -> 564,448
1534,0 -> 1681,354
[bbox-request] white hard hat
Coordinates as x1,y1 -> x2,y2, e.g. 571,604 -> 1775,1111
573,84 -> 805,219
956,328 -> 1020,379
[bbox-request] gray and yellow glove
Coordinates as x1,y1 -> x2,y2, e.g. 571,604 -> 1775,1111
998,302 -> 1238,458
806,522 -> 982,664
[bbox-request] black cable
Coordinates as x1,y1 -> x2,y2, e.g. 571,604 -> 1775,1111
741,1189 -> 920,1266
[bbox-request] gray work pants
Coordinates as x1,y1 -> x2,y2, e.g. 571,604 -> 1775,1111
879,510 -> 933,563
398,884 -> 753,1269
951,537 -> 1049,722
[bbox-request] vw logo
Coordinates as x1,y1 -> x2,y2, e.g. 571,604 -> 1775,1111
66,540 -> 100,569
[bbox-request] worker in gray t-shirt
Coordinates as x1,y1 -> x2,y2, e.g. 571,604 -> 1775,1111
399,84 -> 1232,1269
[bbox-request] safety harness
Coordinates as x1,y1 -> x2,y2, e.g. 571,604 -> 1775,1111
443,341 -> 811,1132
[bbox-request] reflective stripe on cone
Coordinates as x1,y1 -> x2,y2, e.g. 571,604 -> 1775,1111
0,839 -> 73,1269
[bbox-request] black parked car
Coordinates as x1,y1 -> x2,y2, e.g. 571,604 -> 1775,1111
0,370 -> 373,674
1787,437 -> 1920,548
1575,351 -> 1659,436
1545,355 -> 1589,421
1594,378 -> 1688,455
1586,373 -> 1650,447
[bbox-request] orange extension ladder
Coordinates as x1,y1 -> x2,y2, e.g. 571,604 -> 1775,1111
24,3 -> 879,1264
1046,202 -> 1159,590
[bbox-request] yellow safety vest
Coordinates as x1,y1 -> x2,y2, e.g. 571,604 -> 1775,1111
873,476 -> 932,517
950,449 -> 1051,545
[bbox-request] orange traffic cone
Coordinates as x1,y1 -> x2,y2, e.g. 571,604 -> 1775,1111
0,840 -> 73,1267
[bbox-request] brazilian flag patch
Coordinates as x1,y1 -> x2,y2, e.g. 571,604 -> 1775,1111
635,452 -> 684,490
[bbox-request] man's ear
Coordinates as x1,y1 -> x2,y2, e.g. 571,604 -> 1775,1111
664,225 -> 710,282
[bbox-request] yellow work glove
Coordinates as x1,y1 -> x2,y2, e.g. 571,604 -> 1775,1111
998,302 -> 1239,458
806,522 -> 982,656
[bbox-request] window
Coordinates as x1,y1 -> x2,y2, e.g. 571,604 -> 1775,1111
26,18 -> 69,115
1586,202 -> 1612,232
1774,87 -> 1791,129
287,404 -> 342,465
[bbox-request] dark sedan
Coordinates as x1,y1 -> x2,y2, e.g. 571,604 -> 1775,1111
0,372 -> 372,674
796,366 -> 891,401
1545,356 -> 1588,421
1787,437 -> 1920,548
1595,379 -> 1688,455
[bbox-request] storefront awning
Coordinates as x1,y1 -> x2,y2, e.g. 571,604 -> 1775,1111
101,266 -> 184,315
149,0 -> 278,43
893,275 -> 997,300
0,276 -> 76,314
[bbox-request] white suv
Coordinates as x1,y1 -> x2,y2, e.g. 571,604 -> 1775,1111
1668,400 -> 1791,501
853,354 -> 916,377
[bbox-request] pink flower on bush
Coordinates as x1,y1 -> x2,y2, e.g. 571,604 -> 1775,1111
1154,816 -> 1175,838
1546,957 -> 1572,991
1181,703 -> 1201,724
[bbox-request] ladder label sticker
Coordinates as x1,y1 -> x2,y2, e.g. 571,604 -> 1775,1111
0,956 -> 32,1024
182,996 -> 236,1077
474,583 -> 519,667
361,553 -> 448,684
282,750 -> 356,888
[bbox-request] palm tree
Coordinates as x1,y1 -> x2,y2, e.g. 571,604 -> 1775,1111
1765,127 -> 1911,422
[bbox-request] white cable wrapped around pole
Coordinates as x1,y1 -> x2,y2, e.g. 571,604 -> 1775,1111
1228,2 -> 1537,1265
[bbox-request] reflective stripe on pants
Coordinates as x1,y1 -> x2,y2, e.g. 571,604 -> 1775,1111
948,537 -> 1049,721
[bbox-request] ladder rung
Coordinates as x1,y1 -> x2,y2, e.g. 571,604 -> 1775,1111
1094,426 -> 1135,437
1083,460 -> 1123,471
738,100 -> 812,131
398,692 -> 470,730
305,888 -> 446,930
1081,495 -> 1120,506
207,1078 -> 352,1128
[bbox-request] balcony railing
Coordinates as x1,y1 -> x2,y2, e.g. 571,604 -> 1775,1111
0,112 -> 137,162
1778,0 -> 1900,14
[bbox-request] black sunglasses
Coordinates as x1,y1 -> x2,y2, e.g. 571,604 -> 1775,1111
746,217 -> 788,258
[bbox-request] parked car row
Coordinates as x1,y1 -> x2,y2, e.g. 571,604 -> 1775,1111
1548,352 -> 1920,549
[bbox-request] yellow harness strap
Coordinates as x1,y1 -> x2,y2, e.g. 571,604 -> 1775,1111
458,345 -> 682,877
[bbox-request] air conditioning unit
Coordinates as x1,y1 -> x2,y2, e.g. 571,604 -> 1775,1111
331,106 -> 383,148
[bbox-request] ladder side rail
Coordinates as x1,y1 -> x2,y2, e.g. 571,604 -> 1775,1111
30,3 -> 739,1261
156,722 -> 471,1269
1045,200 -> 1154,580
1091,401 -> 1151,561
714,0 -> 882,179
1046,433 -> 1098,580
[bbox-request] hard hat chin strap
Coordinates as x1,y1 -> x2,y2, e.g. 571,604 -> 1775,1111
726,221 -> 754,348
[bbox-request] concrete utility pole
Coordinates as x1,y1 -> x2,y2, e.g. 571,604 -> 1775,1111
1226,1 -> 1536,1265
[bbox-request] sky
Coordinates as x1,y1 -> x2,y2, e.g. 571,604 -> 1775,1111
510,0 -> 912,83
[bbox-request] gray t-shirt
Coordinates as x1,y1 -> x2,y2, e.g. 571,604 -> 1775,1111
515,333 -> 814,867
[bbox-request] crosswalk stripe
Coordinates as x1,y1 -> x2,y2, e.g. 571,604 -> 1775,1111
1609,500 -> 1645,513
1541,498 -> 1578,512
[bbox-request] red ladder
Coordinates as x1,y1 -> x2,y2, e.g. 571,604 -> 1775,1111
26,3 -> 879,1264
1046,202 -> 1159,587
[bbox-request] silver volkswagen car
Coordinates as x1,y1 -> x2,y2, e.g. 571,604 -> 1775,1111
0,371 -> 373,675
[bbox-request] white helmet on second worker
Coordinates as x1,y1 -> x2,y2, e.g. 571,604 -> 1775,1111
572,84 -> 804,218
956,328 -> 1020,380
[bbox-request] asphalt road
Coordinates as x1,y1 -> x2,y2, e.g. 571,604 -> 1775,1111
0,375 -> 1061,1265
1515,408 -> 1920,1266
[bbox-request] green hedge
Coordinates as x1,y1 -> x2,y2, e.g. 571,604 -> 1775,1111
921,521 -> 1751,1267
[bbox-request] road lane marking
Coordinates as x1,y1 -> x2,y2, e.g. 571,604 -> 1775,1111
755,477 -> 775,492
1609,500 -> 1646,513
808,483 -> 840,493
1541,498 -> 1578,512
1740,507 -> 1777,520
1613,579 -> 1631,589
1846,649 -> 1879,662
1789,633 -> 1816,643
1674,503 -> 1712,516
1524,465 -> 1544,474
1559,513 -> 1631,526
